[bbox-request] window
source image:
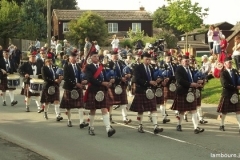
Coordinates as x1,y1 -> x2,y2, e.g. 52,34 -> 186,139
132,23 -> 141,32
63,22 -> 70,32
108,23 -> 118,33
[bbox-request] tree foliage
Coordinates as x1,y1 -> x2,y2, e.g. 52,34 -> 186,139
156,29 -> 178,49
66,11 -> 108,48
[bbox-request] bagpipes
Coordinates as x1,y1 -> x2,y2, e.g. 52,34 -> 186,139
192,67 -> 207,83
81,43 -> 96,72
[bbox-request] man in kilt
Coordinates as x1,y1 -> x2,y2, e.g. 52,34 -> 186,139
84,51 -> 116,137
60,52 -> 89,128
130,53 -> 163,134
108,51 -> 131,124
0,50 -> 18,106
217,57 -> 240,133
171,55 -> 204,134
19,53 -> 43,112
41,56 -> 63,121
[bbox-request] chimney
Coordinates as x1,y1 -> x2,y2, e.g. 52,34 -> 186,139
140,6 -> 145,11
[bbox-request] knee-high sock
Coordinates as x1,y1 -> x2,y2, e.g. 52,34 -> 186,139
79,108 -> 84,124
192,113 -> 198,129
137,114 -> 143,125
221,114 -> 226,126
102,113 -> 111,132
151,113 -> 158,129
2,92 -> 6,101
8,91 -> 14,102
67,110 -> 71,121
236,114 -> 240,128
160,105 -> 166,120
121,105 -> 128,120
54,104 -> 60,117
35,96 -> 40,109
25,97 -> 31,106
89,115 -> 95,128
178,114 -> 183,125
197,107 -> 203,120
44,104 -> 50,112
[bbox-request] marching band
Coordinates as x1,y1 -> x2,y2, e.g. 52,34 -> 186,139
1,42 -> 240,138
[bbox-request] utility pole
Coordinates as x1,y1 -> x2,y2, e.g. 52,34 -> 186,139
47,0 -> 51,48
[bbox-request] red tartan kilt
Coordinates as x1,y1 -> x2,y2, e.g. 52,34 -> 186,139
217,96 -> 240,113
164,86 -> 176,101
108,84 -> 128,105
130,93 -> 157,112
0,78 -> 16,91
171,94 -> 197,112
40,85 -> 60,103
22,84 -> 40,97
60,88 -> 84,109
131,83 -> 136,95
85,87 -> 111,110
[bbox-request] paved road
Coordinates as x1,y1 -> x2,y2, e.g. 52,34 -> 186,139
0,88 -> 240,160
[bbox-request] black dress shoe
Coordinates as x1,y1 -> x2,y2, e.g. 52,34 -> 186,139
79,122 -> 89,129
138,125 -> 144,133
2,101 -> 6,106
37,108 -> 44,113
107,128 -> 116,137
199,120 -> 208,124
163,119 -> 170,124
176,125 -> 182,131
44,112 -> 48,120
219,125 -> 225,131
194,127 -> 204,134
67,121 -> 72,127
123,119 -> 132,124
25,107 -> 30,112
88,127 -> 95,136
11,101 -> 18,106
56,116 -> 63,121
154,127 -> 163,134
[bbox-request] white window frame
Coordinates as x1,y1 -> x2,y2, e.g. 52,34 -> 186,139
132,23 -> 141,32
108,23 -> 118,33
63,22 -> 70,32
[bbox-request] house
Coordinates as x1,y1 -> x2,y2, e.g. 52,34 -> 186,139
226,22 -> 240,53
52,7 -> 153,40
178,22 -> 234,51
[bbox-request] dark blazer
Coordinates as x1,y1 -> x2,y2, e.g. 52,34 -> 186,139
175,65 -> 193,95
0,58 -> 16,79
161,61 -> 176,85
36,58 -> 45,73
135,63 -> 154,94
220,69 -> 239,97
19,62 -> 42,83
41,65 -> 59,88
62,63 -> 82,90
108,60 -> 126,84
85,63 -> 107,92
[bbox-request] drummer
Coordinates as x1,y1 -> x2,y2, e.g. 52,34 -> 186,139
0,49 -> 18,106
40,55 -> 63,121
19,53 -> 42,112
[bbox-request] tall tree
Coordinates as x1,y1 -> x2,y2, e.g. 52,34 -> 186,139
0,0 -> 21,47
66,11 -> 108,48
166,0 -> 208,51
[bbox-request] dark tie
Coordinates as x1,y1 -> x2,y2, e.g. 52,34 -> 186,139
115,61 -> 121,77
73,64 -> 78,78
230,70 -> 236,85
49,67 -> 55,79
186,67 -> 193,83
146,66 -> 151,81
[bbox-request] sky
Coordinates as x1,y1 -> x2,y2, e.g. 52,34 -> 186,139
76,0 -> 240,25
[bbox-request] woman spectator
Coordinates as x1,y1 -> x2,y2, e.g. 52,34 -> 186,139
206,56 -> 216,81
219,35 -> 228,63
207,25 -> 215,55
232,35 -> 240,71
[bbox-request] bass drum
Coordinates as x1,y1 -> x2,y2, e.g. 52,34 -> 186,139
213,62 -> 223,78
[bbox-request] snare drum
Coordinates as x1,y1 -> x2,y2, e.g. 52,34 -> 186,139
7,74 -> 20,88
29,78 -> 44,93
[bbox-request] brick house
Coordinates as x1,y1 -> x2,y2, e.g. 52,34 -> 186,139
52,7 -> 153,40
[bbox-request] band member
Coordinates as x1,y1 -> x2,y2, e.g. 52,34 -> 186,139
131,55 -> 141,96
217,57 -> 240,133
130,53 -> 163,134
84,51 -> 116,137
0,50 -> 18,106
171,55 -> 204,134
60,52 -> 89,128
41,56 -> 63,121
19,53 -> 42,112
108,51 -> 131,124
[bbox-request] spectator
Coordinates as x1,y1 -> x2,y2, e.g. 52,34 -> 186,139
207,25 -> 215,54
111,34 -> 119,51
55,40 -> 62,56
212,27 -> 222,61
51,36 -> 56,49
84,37 -> 92,58
35,39 -> 40,49
12,46 -> 22,68
93,41 -> 100,52
219,35 -> 228,63
232,35 -> 240,71
206,56 -> 216,81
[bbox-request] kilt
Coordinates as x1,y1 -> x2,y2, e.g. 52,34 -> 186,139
155,87 -> 164,105
85,86 -> 111,110
164,86 -> 176,101
130,92 -> 157,112
60,88 -> 84,109
40,85 -> 60,103
217,96 -> 240,113
131,83 -> 136,95
21,84 -> 40,97
108,84 -> 128,105
171,93 -> 197,112
0,78 -> 16,92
